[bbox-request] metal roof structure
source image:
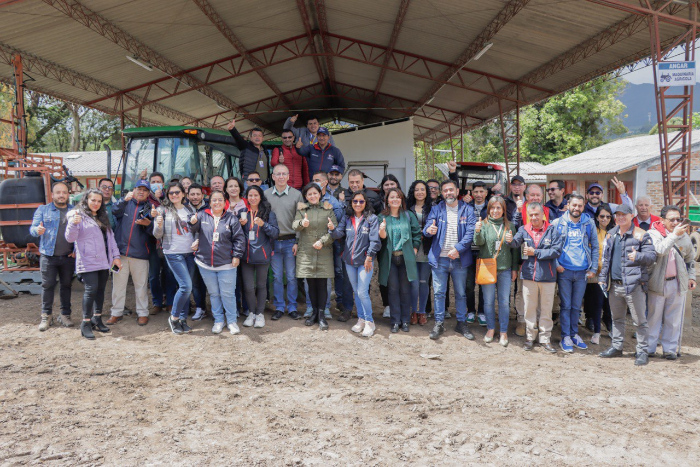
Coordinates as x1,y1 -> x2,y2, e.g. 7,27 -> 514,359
0,0 -> 697,144
532,132 -> 700,175
39,149 -> 122,176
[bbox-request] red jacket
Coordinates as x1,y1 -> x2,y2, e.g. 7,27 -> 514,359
271,145 -> 309,190
633,215 -> 660,229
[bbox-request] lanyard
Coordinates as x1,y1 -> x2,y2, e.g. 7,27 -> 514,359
212,215 -> 221,241
491,223 -> 504,240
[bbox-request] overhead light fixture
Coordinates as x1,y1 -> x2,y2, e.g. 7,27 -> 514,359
472,42 -> 493,61
671,0 -> 689,4
425,97 -> 435,105
126,55 -> 153,71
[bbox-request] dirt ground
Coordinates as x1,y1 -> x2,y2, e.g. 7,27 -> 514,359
1,279 -> 700,466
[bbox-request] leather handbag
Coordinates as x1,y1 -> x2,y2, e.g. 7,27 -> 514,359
475,223 -> 506,285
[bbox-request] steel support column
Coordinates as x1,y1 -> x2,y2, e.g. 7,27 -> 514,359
10,54 -> 26,155
649,8 -> 697,211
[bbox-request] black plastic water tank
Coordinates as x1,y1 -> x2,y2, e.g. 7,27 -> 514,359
0,175 -> 46,247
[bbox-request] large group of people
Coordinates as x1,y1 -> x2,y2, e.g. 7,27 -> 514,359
30,115 -> 696,366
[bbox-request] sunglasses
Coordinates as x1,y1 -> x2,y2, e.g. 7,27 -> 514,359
247,178 -> 261,183
168,190 -> 182,196
352,199 -> 366,205
588,191 -> 602,196
99,185 -> 114,190
282,136 -> 294,140
546,188 -> 559,192
598,214 -> 611,219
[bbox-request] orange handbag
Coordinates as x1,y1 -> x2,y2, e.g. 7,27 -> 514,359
475,225 -> 506,285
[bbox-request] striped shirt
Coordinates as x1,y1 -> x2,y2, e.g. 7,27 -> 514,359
440,204 -> 459,257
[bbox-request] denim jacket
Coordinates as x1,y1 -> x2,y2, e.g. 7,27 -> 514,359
30,202 -> 74,256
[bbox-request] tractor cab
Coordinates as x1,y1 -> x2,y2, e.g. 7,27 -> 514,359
453,162 -> 507,196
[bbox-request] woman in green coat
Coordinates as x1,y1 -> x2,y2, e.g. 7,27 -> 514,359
378,188 -> 421,333
293,183 -> 337,330
473,196 -> 518,347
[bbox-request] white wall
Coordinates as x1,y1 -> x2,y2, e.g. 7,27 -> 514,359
332,119 -> 415,190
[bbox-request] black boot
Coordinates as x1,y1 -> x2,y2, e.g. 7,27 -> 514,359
318,309 -> 329,331
81,320 -> 95,340
305,308 -> 319,326
91,314 -> 110,333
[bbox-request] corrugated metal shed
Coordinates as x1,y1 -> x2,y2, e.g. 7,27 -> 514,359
0,0 -> 692,143
532,133 -> 700,175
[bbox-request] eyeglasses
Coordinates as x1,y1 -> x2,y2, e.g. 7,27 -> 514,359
274,172 -> 289,177
247,178 -> 261,183
168,190 -> 182,196
210,198 -> 225,203
598,215 -> 611,219
352,199 -> 366,205
666,218 -> 683,223
99,185 -> 114,190
281,136 -> 294,140
588,191 -> 602,196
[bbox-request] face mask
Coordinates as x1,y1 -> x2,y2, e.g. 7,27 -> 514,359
150,183 -> 163,193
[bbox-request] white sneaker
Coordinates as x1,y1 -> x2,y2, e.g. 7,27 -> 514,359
243,313 -> 255,327
212,322 -> 224,334
361,321 -> 375,337
383,306 -> 390,318
192,307 -> 205,321
228,323 -> 240,335
254,314 -> 265,328
351,319 -> 365,333
591,333 -> 600,345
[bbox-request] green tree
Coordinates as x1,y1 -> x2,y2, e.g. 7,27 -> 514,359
648,112 -> 700,134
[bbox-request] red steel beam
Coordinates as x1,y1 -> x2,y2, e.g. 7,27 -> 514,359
191,0 -> 293,108
413,0 -> 532,111
41,0 -> 274,133
585,0 -> 700,29
422,3 -> 673,142
372,0 -> 411,99
0,43 -> 200,126
296,0 -> 329,93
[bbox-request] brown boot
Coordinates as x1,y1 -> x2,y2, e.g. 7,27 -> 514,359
410,313 -> 417,325
105,316 -> 123,325
137,316 -> 149,326
150,306 -> 162,316
418,313 -> 427,326
515,322 -> 526,337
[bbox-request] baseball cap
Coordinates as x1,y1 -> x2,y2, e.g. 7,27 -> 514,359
587,183 -> 604,193
614,204 -> 634,215
510,175 -> 525,184
134,180 -> 150,190
329,165 -> 343,174
317,127 -> 330,135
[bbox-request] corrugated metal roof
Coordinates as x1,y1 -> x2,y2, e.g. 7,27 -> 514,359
40,150 -> 122,176
532,133 -> 700,175
0,0 -> 691,144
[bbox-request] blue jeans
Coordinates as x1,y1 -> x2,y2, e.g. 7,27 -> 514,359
345,263 -> 374,322
387,256 -> 412,326
191,266 -> 206,309
198,266 -> 237,324
271,238 -> 298,312
148,249 -> 175,307
432,257 -> 468,322
558,268 -> 588,339
481,269 -> 512,333
164,253 -> 195,320
411,261 -> 431,314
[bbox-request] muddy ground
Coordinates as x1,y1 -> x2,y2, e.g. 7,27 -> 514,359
1,280 -> 699,466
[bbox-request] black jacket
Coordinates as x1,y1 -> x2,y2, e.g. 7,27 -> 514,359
191,209 -> 245,268
229,127 -> 271,181
112,198 -> 154,260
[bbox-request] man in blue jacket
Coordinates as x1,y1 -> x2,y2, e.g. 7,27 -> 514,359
106,180 -> 154,326
551,194 -> 599,353
511,203 -> 564,353
424,179 -> 477,340
31,182 -> 75,331
298,127 -> 345,181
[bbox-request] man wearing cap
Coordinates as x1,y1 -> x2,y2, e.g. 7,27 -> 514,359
298,127 -> 345,182
107,180 -> 154,326
271,129 -> 309,190
598,203 -> 656,366
633,196 -> 660,231
545,180 -> 568,221
283,114 -> 336,147
327,165 -> 345,200
505,175 -> 526,221
584,177 -> 633,218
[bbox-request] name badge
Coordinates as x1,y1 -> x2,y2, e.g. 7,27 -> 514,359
259,160 -> 264,168
494,240 -> 501,251
212,232 -> 220,242
249,230 -> 255,241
